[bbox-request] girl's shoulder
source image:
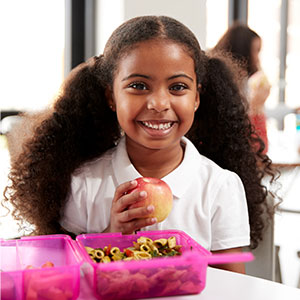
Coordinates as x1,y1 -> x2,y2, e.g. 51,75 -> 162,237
183,137 -> 241,184
199,154 -> 240,187
184,137 -> 230,174
73,147 -> 116,178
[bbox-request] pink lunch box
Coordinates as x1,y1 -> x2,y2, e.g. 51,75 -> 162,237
0,234 -> 82,300
76,229 -> 253,300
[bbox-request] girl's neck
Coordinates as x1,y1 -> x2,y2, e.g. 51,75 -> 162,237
126,139 -> 184,179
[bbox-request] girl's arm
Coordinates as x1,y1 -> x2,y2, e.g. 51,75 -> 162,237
210,247 -> 246,274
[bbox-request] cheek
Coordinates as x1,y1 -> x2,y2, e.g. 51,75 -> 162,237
115,100 -> 139,129
252,52 -> 259,63
115,104 -> 128,125
174,101 -> 196,126
175,96 -> 197,113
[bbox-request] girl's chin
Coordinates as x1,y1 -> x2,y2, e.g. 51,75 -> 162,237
126,135 -> 175,151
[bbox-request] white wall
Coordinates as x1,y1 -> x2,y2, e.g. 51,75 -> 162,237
95,0 -> 207,54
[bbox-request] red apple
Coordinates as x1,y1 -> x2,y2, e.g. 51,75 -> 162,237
128,177 -> 173,223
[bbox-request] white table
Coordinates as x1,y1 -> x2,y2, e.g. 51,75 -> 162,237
148,267 -> 300,300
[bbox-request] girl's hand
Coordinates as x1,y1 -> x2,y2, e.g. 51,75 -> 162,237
249,83 -> 271,114
103,180 -> 157,234
248,71 -> 271,114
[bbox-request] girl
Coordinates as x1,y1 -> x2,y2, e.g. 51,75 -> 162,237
4,16 -> 276,273
213,22 -> 271,154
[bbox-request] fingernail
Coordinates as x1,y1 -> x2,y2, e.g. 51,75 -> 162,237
147,205 -> 154,212
151,218 -> 157,223
140,191 -> 147,197
131,180 -> 137,186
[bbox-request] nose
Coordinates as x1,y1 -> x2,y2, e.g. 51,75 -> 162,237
146,89 -> 171,112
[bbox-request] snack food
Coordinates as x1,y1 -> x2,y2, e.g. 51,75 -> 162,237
85,236 -> 182,263
25,261 -> 55,269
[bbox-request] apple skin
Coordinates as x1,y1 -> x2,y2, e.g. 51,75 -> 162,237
128,177 -> 173,223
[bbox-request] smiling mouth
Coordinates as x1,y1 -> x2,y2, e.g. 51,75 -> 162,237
140,121 -> 175,130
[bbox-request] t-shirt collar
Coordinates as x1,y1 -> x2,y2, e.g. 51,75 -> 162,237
112,136 -> 201,198
112,137 -> 141,185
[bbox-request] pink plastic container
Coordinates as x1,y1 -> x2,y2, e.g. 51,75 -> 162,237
0,235 -> 82,300
76,230 -> 254,299
76,230 -> 254,300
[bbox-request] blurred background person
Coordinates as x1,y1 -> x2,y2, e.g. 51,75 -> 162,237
213,22 -> 271,154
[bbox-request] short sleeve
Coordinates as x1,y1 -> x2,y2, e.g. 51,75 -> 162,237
210,171 -> 250,251
60,174 -> 88,235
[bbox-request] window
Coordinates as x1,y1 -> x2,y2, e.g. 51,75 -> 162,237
248,0 -> 300,162
248,0 -> 281,109
248,0 -> 299,132
286,0 -> 300,110
0,0 -> 65,238
0,0 -> 65,112
248,0 -> 300,289
205,0 -> 229,50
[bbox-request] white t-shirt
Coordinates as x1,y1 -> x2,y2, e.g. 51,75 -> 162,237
60,136 -> 250,251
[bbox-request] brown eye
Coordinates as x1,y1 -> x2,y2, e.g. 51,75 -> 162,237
128,82 -> 147,90
170,84 -> 187,92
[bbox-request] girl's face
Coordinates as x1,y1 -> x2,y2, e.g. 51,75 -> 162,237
108,39 -> 199,152
251,37 -> 261,69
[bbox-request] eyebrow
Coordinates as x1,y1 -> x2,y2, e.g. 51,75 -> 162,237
122,73 -> 194,82
169,74 -> 194,82
122,74 -> 150,81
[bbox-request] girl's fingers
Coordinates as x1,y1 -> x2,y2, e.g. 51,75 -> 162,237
120,216 -> 157,234
119,205 -> 155,222
109,180 -> 157,233
117,190 -> 147,212
113,180 -> 137,203
113,184 -> 147,213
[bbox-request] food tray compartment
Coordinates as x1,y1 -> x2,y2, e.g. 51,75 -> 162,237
0,235 -> 82,300
76,230 -> 211,300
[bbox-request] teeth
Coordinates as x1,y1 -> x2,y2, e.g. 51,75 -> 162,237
142,121 -> 172,130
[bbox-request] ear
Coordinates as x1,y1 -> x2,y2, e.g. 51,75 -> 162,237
194,84 -> 201,112
105,87 -> 116,111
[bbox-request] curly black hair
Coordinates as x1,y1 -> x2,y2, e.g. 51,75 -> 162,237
3,16 -> 277,249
